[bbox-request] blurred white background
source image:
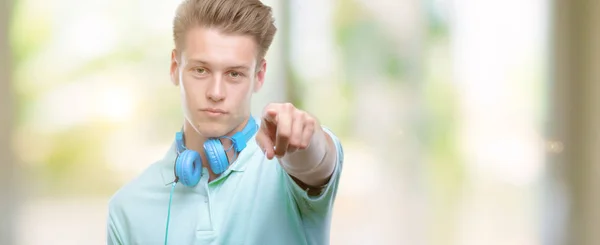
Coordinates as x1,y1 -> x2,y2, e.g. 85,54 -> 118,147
2,0 -> 582,244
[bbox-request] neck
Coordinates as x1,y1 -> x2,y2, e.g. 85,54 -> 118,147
181,117 -> 251,179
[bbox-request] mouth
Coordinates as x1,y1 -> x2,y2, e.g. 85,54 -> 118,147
199,108 -> 227,115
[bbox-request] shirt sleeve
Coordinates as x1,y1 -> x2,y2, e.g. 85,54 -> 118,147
283,126 -> 344,216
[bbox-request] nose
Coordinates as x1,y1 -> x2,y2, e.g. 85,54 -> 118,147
206,76 -> 226,102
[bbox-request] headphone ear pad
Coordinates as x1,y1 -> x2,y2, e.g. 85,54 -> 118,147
175,150 -> 202,187
204,139 -> 229,175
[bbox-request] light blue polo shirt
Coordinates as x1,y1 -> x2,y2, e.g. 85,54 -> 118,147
106,125 -> 343,245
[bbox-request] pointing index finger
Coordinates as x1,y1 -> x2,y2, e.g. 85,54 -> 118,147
256,130 -> 275,160
263,109 -> 278,124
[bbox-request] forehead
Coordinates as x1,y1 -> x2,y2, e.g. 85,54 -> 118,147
180,27 -> 258,67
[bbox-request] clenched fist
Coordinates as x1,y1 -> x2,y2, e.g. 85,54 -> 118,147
255,103 -> 319,160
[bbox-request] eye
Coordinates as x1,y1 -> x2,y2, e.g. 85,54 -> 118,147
194,68 -> 207,74
229,71 -> 241,78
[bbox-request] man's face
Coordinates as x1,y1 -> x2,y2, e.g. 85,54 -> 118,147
170,27 -> 266,138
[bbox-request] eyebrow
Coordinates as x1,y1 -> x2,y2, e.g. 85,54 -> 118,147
187,59 -> 251,71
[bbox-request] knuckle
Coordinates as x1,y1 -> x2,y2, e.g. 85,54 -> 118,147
264,103 -> 277,112
305,117 -> 316,126
284,102 -> 294,110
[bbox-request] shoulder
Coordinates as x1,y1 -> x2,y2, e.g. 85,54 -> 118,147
107,159 -> 172,244
108,159 -> 168,217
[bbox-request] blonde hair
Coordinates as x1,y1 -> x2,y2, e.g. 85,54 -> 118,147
173,0 -> 277,59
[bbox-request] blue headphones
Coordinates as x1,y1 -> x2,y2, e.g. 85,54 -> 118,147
173,116 -> 258,187
164,117 -> 258,245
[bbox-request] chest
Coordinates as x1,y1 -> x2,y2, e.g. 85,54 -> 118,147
131,164 -> 301,244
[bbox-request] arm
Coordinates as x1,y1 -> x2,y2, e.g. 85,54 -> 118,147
255,103 -> 340,192
254,103 -> 345,215
281,127 -> 344,215
279,125 -> 337,188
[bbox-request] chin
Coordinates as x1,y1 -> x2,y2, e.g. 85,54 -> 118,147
194,121 -> 230,138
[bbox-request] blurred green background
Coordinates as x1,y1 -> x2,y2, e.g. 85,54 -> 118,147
2,0 -> 599,244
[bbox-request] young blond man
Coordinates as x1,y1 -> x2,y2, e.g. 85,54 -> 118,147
106,0 -> 344,244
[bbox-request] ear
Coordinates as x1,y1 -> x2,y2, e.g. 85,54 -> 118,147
253,59 -> 267,93
170,49 -> 180,86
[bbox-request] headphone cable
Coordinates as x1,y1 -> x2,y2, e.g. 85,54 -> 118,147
164,182 -> 177,245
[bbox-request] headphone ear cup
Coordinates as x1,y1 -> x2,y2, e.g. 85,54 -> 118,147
175,150 -> 203,187
204,139 -> 229,175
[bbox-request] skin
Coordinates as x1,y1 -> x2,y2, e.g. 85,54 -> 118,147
170,26 -> 336,187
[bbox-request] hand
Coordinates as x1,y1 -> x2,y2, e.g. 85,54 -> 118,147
256,103 -> 318,160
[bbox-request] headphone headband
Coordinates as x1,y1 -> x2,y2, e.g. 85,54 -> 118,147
175,116 -> 257,154
175,131 -> 185,154
230,117 -> 258,152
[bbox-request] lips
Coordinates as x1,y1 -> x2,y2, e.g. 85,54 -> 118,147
200,108 -> 227,114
